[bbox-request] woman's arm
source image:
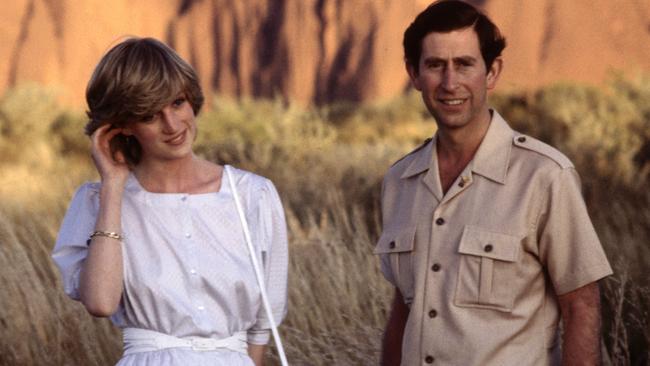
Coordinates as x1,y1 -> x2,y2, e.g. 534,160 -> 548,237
248,344 -> 266,366
79,124 -> 130,317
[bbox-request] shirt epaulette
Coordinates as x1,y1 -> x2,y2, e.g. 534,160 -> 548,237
512,135 -> 573,169
391,137 -> 433,167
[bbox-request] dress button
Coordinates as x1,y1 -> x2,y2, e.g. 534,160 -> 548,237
435,218 -> 445,225
484,244 -> 493,252
425,355 -> 435,363
517,136 -> 526,143
389,241 -> 396,249
185,233 -> 192,239
431,263 -> 441,272
428,309 -> 438,318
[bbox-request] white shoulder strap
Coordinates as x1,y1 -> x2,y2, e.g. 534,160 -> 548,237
224,165 -> 289,366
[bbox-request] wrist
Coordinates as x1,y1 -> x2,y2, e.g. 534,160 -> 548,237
100,177 -> 127,192
99,180 -> 125,209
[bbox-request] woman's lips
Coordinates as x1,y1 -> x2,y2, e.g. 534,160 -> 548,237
165,130 -> 187,145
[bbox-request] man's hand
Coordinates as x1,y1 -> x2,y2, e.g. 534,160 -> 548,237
381,288 -> 410,366
558,281 -> 602,366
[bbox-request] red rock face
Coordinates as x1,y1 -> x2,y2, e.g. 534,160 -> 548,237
2,0 -> 650,106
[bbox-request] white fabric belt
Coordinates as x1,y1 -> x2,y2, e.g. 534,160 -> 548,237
122,327 -> 248,356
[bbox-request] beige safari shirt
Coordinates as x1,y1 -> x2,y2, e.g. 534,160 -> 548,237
376,111 -> 612,366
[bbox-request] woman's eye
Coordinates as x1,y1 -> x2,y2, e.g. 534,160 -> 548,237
140,115 -> 155,123
172,97 -> 186,107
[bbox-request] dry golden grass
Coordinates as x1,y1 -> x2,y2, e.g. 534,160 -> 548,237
1,78 -> 649,365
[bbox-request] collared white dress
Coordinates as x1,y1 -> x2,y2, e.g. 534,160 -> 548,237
52,165 -> 288,365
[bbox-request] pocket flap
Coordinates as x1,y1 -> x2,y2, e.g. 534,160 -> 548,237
374,226 -> 416,254
458,226 -> 520,262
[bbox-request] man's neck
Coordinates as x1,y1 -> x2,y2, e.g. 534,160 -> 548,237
436,109 -> 492,164
435,109 -> 492,193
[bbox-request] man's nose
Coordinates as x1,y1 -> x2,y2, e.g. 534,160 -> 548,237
441,67 -> 459,91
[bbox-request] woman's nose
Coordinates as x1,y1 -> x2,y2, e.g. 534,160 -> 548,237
160,106 -> 180,133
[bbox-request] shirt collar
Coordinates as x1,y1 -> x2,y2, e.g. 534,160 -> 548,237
400,137 -> 435,179
469,110 -> 513,184
400,110 -> 514,184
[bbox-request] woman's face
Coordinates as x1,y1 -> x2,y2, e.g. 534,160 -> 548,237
122,94 -> 197,164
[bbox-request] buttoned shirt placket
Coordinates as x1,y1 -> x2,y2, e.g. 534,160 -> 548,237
178,195 -> 208,323
417,143 -> 477,365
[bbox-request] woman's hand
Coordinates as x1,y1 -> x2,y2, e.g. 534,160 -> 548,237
91,124 -> 130,185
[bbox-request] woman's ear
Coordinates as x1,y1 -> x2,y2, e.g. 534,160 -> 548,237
121,127 -> 134,136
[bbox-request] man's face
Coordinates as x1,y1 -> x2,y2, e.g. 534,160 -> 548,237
407,27 -> 501,131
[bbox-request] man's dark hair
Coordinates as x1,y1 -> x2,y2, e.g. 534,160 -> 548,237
404,0 -> 506,73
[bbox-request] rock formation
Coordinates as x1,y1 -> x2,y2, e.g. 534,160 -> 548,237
2,0 -> 649,106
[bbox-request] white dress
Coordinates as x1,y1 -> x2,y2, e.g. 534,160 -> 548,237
52,166 -> 288,365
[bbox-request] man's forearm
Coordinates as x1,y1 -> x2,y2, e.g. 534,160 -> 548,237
558,282 -> 602,366
381,288 -> 410,366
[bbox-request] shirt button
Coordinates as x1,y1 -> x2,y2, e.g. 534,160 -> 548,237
181,195 -> 187,201
428,309 -> 438,318
190,269 -> 197,275
458,181 -> 465,187
425,355 -> 435,363
389,241 -> 396,249
435,218 -> 445,225
484,244 -> 493,252
185,233 -> 192,239
197,305 -> 205,311
431,263 -> 441,272
517,136 -> 527,143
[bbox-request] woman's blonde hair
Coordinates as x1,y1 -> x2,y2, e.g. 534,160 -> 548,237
85,37 -> 204,165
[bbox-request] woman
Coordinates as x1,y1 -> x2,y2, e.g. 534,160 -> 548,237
51,37 -> 288,366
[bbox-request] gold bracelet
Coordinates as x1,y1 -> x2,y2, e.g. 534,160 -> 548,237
89,230 -> 124,241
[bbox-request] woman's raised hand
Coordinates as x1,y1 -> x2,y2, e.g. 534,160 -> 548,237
91,124 -> 130,186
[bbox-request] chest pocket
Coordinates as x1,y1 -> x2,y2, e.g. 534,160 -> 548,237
374,226 -> 416,304
454,225 -> 520,312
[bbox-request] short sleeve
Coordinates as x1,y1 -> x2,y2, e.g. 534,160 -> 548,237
537,168 -> 613,295
246,178 -> 289,345
51,183 -> 100,300
378,254 -> 397,287
376,177 -> 398,288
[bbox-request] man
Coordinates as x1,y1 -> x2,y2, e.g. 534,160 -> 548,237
375,1 -> 613,365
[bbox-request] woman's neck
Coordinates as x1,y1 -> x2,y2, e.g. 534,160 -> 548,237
132,154 -> 209,193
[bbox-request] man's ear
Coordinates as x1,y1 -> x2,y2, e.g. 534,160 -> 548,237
486,57 -> 503,90
406,62 -> 422,91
